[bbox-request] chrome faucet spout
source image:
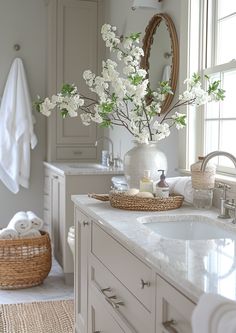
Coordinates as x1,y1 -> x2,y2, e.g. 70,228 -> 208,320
95,136 -> 114,160
200,150 -> 236,172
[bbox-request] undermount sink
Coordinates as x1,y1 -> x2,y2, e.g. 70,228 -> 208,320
68,163 -> 107,169
137,215 -> 236,241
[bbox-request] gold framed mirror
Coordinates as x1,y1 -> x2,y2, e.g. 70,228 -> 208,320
141,13 -> 179,114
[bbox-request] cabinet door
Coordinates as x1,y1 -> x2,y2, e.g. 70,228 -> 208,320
156,274 -> 195,333
75,208 -> 91,333
51,173 -> 65,267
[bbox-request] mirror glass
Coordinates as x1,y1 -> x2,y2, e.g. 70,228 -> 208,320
141,14 -> 179,114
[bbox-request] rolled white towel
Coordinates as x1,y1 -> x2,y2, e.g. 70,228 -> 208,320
166,177 -> 182,193
26,211 -> 44,230
0,228 -> 18,239
20,229 -> 41,239
8,211 -> 31,234
192,293 -> 236,333
172,176 -> 193,203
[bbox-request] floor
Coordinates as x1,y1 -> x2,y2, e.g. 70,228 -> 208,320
0,259 -> 74,304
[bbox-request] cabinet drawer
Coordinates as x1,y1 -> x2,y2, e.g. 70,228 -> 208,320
156,274 -> 195,333
90,255 -> 151,333
91,223 -> 152,311
56,146 -> 96,160
89,287 -> 126,333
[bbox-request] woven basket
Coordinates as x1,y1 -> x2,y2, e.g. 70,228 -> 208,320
109,191 -> 184,211
0,231 -> 52,289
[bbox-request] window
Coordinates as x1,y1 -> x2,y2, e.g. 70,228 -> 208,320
186,0 -> 236,174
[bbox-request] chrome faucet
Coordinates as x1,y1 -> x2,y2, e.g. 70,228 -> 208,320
201,151 -> 236,222
95,136 -> 114,166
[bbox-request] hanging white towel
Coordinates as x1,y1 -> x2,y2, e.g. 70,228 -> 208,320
0,58 -> 37,193
192,293 -> 236,333
161,64 -> 171,82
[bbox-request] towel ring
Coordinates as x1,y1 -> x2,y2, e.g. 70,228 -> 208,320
14,44 -> 21,51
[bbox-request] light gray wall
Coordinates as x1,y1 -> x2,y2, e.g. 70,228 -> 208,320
0,0 -> 47,227
101,0 -> 181,177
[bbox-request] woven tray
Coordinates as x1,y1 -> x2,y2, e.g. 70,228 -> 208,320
109,191 -> 184,211
0,231 -> 52,289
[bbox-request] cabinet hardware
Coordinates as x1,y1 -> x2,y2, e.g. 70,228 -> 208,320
108,295 -> 117,299
53,175 -> 58,179
140,278 -> 150,289
162,319 -> 178,333
83,221 -> 89,226
101,287 -> 112,294
115,301 -> 125,307
94,331 -> 101,333
105,296 -> 125,309
73,151 -> 82,155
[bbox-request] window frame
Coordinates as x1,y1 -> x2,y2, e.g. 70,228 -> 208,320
179,0 -> 236,176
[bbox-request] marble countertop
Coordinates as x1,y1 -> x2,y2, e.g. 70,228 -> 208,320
44,162 -> 124,176
72,195 -> 236,304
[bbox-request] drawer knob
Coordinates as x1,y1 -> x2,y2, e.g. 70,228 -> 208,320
140,278 -> 150,289
162,319 -> 178,333
83,221 -> 89,226
73,151 -> 82,155
94,331 -> 101,333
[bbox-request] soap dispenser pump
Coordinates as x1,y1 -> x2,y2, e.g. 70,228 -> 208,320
156,170 -> 169,198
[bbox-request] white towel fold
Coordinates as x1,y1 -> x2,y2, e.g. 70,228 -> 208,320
192,293 -> 236,333
20,229 -> 41,239
170,176 -> 193,203
166,177 -> 181,193
26,211 -> 43,230
0,58 -> 37,193
8,211 -> 31,234
0,228 -> 18,239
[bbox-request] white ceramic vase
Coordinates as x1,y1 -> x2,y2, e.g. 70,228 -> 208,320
123,141 -> 168,189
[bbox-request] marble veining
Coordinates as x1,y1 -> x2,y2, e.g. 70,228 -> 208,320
72,195 -> 236,303
44,162 -> 124,176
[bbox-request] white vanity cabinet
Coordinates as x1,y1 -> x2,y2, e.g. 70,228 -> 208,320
75,208 -> 91,333
44,164 -> 121,283
74,204 -> 197,333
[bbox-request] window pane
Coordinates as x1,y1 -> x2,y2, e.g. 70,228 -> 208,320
220,70 -> 236,118
218,0 -> 236,19
217,15 -> 236,64
219,120 -> 236,167
204,120 -> 219,154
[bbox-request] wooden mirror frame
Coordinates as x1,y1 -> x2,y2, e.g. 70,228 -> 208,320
141,13 -> 179,114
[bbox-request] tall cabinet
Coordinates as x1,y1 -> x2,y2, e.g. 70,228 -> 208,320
47,0 -> 100,162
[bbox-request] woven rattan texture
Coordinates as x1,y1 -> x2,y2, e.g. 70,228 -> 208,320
0,231 -> 52,289
0,299 -> 74,333
109,192 -> 184,211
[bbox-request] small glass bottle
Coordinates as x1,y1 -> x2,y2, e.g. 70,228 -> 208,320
193,188 -> 213,209
155,169 -> 169,198
139,170 -> 153,193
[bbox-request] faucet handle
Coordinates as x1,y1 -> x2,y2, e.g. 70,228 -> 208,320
217,182 -> 231,190
217,182 -> 231,200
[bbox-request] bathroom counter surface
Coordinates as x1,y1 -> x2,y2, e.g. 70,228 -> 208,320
44,162 -> 124,176
72,195 -> 236,303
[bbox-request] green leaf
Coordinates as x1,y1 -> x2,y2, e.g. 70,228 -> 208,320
100,119 -> 111,128
61,83 -> 75,96
192,73 -> 201,83
129,74 -> 143,86
128,32 -> 141,41
61,109 -> 68,118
